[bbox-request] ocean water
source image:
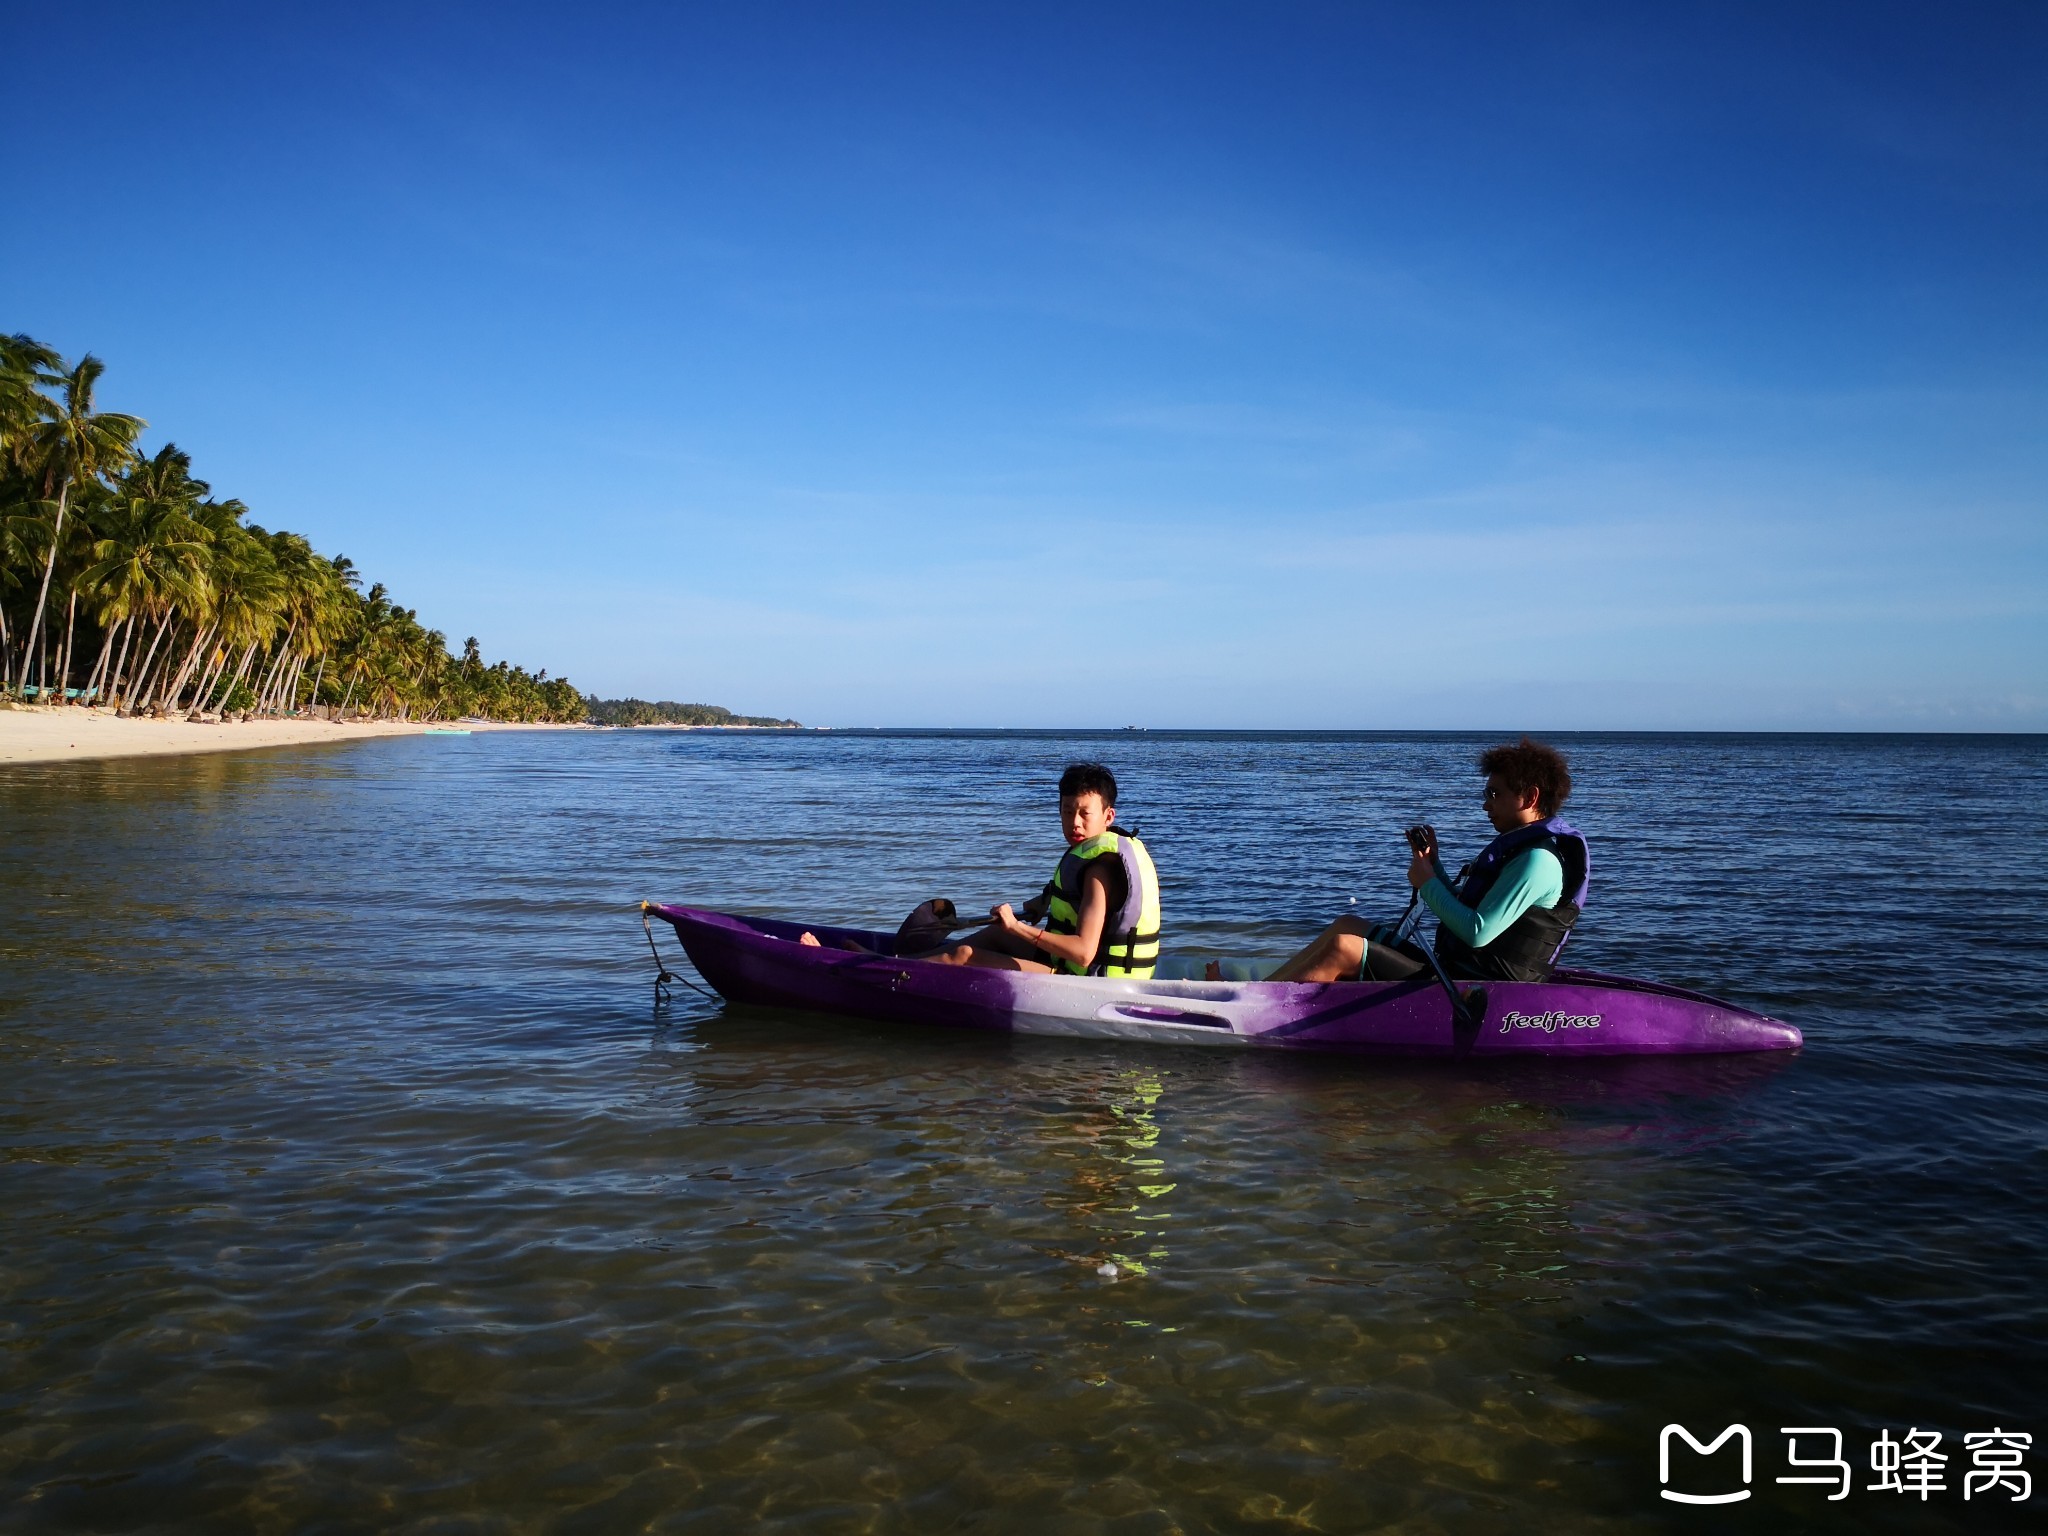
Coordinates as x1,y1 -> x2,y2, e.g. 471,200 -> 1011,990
2,729 -> 2044,1533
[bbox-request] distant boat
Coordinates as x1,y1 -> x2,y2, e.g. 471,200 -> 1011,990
424,728 -> 471,736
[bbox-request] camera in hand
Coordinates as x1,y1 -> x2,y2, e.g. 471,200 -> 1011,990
1405,823 -> 1437,855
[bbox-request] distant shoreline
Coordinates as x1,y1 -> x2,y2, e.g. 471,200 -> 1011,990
583,698 -> 800,728
13,712 -> 2029,768
0,707 -> 581,766
590,722 -> 803,731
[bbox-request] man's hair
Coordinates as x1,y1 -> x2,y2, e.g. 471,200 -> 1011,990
1478,737 -> 1572,816
1058,761 -> 1118,806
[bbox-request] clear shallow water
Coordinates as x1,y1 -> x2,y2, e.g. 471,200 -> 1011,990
2,729 -> 2044,1533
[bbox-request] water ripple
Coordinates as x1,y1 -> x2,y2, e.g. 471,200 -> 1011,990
3,731 -> 2045,1532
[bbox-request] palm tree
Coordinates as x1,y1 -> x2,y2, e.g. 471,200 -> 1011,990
77,451 -> 210,708
272,552 -> 353,715
148,496 -> 248,712
335,582 -> 397,718
48,475 -> 115,700
0,334 -> 60,467
5,337 -> 588,725
247,529 -> 341,714
0,499 -> 53,690
17,355 -> 144,698
73,445 -> 207,708
192,525 -> 285,715
0,334 -> 62,686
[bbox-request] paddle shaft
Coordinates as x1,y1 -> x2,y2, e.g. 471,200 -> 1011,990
1390,843 -> 1479,1032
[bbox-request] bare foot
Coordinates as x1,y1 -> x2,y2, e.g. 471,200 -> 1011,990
1204,960 -> 1223,981
799,932 -> 821,947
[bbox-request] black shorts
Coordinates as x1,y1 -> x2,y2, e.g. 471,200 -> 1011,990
1358,927 -> 1430,982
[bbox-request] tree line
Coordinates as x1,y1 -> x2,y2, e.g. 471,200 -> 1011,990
0,333 -> 584,723
585,698 -> 800,728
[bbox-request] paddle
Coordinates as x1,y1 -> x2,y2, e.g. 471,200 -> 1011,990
1395,827 -> 1485,1049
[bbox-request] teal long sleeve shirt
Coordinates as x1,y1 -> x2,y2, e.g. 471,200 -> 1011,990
1420,847 -> 1565,950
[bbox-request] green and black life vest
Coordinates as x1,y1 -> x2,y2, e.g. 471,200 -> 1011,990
1042,830 -> 1161,979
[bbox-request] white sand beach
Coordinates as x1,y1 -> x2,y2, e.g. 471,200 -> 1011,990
0,708 -> 565,766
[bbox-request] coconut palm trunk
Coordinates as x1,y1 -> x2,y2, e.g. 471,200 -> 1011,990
125,613 -> 176,710
195,649 -> 231,712
256,651 -> 280,713
206,642 -> 258,714
146,618 -> 192,708
229,643 -> 260,709
193,638 -> 236,711
195,652 -> 228,713
17,481 -> 72,699
83,629 -> 109,701
104,617 -> 139,707
112,615 -> 148,704
157,621 -> 215,713
53,589 -> 79,701
256,648 -> 286,712
211,643 -> 254,710
255,618 -> 297,712
276,653 -> 300,714
118,618 -> 157,708
142,630 -> 187,709
85,616 -> 123,703
124,624 -> 164,707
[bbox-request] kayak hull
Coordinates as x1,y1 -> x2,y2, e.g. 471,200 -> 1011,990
649,905 -> 1802,1058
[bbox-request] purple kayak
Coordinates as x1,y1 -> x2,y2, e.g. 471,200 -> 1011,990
647,904 -> 1802,1059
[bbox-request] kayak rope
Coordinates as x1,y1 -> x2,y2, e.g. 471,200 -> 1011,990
640,905 -> 720,1005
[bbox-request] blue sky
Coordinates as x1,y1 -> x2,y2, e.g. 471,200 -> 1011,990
8,2 -> 2044,727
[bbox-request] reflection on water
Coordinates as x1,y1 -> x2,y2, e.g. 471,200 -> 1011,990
1041,1068 -> 1178,1284
2,730 -> 2045,1532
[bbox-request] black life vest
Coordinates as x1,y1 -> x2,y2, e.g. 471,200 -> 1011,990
1433,816 -> 1590,982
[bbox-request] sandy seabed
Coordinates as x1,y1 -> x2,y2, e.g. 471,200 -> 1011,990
0,708 -> 573,766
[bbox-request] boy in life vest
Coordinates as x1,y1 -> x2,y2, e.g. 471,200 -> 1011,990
931,762 -> 1162,977
1245,737 -> 1587,984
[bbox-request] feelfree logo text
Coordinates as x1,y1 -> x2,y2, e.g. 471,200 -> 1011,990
1498,1009 -> 1602,1034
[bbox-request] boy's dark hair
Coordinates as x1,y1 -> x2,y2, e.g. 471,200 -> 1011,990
1478,737 -> 1572,816
1058,762 -> 1119,806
